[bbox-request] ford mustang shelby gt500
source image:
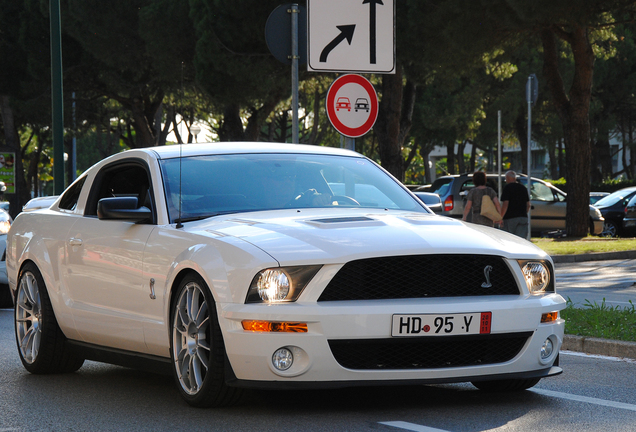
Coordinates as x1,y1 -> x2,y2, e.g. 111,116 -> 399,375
7,143 -> 565,407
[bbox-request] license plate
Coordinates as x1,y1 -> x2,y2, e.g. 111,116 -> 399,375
391,312 -> 492,337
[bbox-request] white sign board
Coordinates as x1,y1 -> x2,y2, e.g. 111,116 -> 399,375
307,0 -> 395,74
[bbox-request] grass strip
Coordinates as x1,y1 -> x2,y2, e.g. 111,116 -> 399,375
561,298 -> 636,342
532,237 -> 636,255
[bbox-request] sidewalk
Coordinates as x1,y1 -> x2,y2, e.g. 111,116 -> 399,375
552,250 -> 636,360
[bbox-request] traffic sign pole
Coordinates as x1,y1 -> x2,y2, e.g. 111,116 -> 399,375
291,4 -> 299,143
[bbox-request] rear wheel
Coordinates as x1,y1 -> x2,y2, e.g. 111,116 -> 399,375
15,262 -> 84,374
471,378 -> 540,392
170,273 -> 242,407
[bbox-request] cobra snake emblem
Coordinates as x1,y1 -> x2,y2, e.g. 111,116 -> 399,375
481,265 -> 493,288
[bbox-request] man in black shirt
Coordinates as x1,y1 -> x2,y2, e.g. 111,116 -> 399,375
500,171 -> 530,238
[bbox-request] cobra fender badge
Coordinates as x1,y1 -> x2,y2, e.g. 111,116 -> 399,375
149,278 -> 156,300
481,265 -> 493,288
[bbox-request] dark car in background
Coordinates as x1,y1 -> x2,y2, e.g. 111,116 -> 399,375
593,187 -> 636,237
413,191 -> 443,213
622,194 -> 636,234
425,173 -> 604,236
0,209 -> 13,308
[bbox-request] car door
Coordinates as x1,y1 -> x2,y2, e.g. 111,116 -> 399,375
528,180 -> 565,232
65,161 -> 157,353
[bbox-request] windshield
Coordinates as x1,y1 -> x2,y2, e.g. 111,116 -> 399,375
160,153 -> 426,222
594,188 -> 636,208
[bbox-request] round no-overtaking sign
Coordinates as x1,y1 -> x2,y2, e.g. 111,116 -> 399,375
326,74 -> 379,138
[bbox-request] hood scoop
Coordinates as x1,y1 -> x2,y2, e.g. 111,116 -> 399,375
305,216 -> 385,228
310,216 -> 374,224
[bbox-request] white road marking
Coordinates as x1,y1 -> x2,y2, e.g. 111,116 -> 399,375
531,388 -> 636,412
562,350 -> 636,364
379,421 -> 450,432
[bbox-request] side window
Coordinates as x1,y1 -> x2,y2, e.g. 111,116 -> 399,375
58,176 -> 87,211
531,182 -> 556,202
85,162 -> 154,222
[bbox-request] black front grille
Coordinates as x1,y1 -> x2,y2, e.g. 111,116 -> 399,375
329,332 -> 532,370
318,254 -> 519,302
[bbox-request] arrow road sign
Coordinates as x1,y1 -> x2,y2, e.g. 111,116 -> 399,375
320,25 -> 355,62
308,0 -> 395,74
326,74 -> 379,138
363,0 -> 383,64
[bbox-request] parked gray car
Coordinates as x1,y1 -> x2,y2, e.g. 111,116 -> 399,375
424,173 -> 604,236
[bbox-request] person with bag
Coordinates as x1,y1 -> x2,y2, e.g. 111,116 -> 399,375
462,171 -> 502,227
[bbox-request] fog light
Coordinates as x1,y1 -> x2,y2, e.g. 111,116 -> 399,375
541,338 -> 554,360
272,348 -> 293,371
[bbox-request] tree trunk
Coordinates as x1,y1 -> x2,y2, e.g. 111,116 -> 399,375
445,142 -> 456,174
375,65 -> 417,182
541,27 -> 594,237
0,95 -> 30,217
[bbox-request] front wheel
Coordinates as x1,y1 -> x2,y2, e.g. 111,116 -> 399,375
170,273 -> 242,407
601,220 -> 618,237
15,262 -> 84,374
471,378 -> 540,392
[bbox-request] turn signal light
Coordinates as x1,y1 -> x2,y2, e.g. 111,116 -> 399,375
541,312 -> 559,323
242,320 -> 308,333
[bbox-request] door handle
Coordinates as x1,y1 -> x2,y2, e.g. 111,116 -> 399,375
69,238 -> 83,247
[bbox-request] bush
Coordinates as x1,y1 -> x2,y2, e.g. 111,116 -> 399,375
544,177 -> 636,194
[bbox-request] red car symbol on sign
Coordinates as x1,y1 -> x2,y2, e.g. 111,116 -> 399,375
336,97 -> 351,111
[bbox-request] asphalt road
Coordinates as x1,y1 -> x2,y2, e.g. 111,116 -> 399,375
1,306 -> 636,431
555,258 -> 636,308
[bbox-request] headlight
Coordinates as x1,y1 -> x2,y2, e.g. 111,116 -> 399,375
518,260 -> 553,294
0,220 -> 9,234
246,265 -> 322,303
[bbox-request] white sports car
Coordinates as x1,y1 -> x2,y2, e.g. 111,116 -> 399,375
7,143 -> 565,407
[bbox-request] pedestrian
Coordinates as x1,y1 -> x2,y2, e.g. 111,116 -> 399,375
462,171 -> 502,227
500,170 -> 530,238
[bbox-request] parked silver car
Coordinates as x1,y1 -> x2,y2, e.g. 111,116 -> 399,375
424,173 -> 604,236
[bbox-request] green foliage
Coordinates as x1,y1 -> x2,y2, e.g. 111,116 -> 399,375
562,298 -> 636,342
546,177 -> 636,193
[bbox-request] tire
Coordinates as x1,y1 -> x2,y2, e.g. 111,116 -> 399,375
14,262 -> 85,374
601,220 -> 618,237
170,273 -> 242,408
0,283 -> 12,308
471,377 -> 541,392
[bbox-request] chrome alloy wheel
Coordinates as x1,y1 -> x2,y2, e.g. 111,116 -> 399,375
15,271 -> 42,364
172,281 -> 212,395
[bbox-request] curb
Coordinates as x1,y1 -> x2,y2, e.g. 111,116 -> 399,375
563,335 -> 636,360
551,249 -> 636,263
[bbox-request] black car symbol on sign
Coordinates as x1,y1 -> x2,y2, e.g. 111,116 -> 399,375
336,97 -> 351,111
355,98 -> 369,112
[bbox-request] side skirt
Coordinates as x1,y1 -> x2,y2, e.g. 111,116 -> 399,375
68,340 -> 172,375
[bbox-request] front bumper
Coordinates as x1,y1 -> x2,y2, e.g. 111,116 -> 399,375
218,294 -> 566,387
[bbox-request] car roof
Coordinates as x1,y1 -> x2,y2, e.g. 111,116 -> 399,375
113,142 -> 361,161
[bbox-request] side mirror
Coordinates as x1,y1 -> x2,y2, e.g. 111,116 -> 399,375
97,197 -> 151,222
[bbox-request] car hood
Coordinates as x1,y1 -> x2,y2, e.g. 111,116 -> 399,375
187,209 -> 548,265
